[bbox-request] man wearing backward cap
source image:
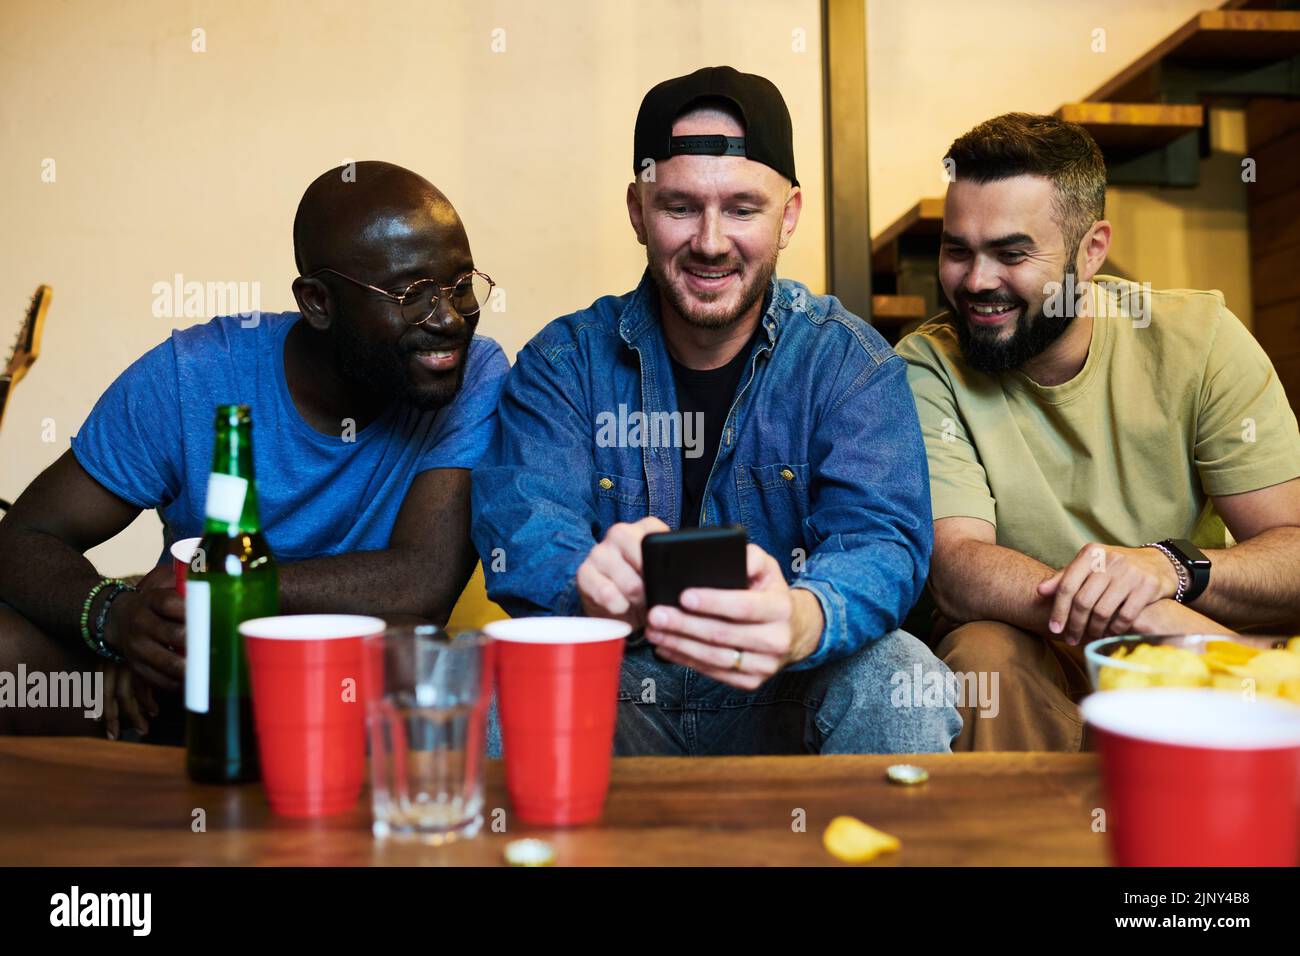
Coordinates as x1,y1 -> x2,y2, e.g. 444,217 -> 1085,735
473,67 -> 960,755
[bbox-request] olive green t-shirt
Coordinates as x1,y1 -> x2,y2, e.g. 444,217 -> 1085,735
895,276 -> 1300,569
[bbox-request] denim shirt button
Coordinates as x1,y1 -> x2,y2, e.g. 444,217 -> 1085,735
780,468 -> 795,481
598,477 -> 614,490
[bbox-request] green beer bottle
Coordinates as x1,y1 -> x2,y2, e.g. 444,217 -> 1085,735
185,404 -> 278,783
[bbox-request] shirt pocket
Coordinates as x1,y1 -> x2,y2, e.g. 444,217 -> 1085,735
736,461 -> 811,558
594,471 -> 650,526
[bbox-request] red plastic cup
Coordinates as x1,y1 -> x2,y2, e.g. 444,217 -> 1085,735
241,615 -> 386,817
485,617 -> 630,826
170,537 -> 203,597
1081,688 -> 1300,866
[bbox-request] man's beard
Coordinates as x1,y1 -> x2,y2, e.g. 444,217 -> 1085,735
953,264 -> 1076,375
328,318 -> 471,412
648,246 -> 778,331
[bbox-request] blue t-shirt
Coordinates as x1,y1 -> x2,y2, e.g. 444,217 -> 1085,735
71,312 -> 508,563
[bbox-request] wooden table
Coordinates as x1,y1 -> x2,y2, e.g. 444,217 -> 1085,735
0,738 -> 1109,866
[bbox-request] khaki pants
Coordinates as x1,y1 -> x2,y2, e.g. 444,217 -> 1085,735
933,620 -> 1092,752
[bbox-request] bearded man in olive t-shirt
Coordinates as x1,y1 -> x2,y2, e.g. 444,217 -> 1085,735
896,113 -> 1300,751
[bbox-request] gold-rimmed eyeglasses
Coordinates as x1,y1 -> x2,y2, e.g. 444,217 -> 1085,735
307,267 -> 495,326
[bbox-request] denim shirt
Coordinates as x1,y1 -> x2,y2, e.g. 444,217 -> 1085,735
471,270 -> 933,671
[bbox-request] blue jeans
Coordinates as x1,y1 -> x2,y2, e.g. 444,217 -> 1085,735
487,629 -> 961,756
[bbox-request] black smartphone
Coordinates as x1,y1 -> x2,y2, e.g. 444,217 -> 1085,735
641,525 -> 748,609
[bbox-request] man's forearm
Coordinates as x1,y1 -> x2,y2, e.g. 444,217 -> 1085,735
931,539 -> 1059,637
1193,526 -> 1300,629
0,525 -> 107,648
277,546 -> 475,626
936,538 -> 1237,640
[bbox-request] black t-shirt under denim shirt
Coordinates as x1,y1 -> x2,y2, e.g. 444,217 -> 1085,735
669,325 -> 762,528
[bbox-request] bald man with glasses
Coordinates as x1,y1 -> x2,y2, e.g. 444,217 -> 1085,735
0,161 -> 507,739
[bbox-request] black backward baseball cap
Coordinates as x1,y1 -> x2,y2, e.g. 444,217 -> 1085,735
633,65 -> 798,187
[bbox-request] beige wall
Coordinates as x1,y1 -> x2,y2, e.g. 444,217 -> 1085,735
0,0 -> 825,574
868,0 -> 1253,325
1107,108 -> 1253,328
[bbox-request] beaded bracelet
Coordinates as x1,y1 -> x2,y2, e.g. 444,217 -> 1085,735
79,577 -> 131,662
94,582 -> 135,663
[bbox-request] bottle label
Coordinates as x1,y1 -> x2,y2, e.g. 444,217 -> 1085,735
185,580 -> 211,714
205,473 -> 248,524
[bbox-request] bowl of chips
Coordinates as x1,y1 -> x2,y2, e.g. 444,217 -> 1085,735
1084,634 -> 1300,703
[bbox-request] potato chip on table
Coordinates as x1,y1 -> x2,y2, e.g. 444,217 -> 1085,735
823,815 -> 900,864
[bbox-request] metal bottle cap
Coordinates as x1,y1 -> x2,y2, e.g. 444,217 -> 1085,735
504,838 -> 556,867
885,764 -> 929,786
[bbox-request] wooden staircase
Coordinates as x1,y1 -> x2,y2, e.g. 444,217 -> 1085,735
867,0 -> 1300,398
1246,95 -> 1300,404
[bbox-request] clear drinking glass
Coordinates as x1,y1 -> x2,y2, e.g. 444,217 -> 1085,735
363,626 -> 493,844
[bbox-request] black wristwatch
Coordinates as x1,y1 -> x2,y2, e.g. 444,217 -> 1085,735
1147,538 -> 1211,604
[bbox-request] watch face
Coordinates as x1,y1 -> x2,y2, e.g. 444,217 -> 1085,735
1169,538 -> 1211,569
